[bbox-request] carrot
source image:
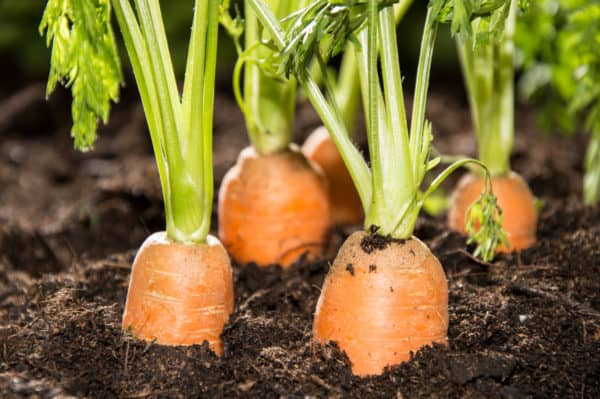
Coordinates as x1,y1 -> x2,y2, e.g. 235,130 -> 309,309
448,172 -> 537,252
313,231 -> 448,375
303,127 -> 363,225
248,0 -> 505,375
122,232 -> 233,354
42,0 -> 232,351
441,0 -> 536,250
218,145 -> 331,267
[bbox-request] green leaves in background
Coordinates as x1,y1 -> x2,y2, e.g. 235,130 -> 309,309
40,0 -> 122,150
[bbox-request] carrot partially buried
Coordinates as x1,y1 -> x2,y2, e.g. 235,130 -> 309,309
219,0 -> 332,267
122,233 -> 233,354
41,0 -> 234,351
449,172 -> 537,252
218,145 -> 331,267
303,127 -> 363,226
247,0 -> 505,375
444,0 -> 537,251
313,231 -> 448,375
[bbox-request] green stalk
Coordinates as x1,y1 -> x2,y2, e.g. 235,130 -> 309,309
242,0 -> 299,155
247,0 -> 506,261
584,126 -> 600,205
248,0 -> 372,208
113,0 -> 218,243
457,0 -> 517,177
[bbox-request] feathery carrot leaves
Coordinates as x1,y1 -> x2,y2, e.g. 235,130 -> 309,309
40,0 -> 122,151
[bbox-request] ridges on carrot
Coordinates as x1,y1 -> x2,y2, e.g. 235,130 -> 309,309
122,233 -> 234,354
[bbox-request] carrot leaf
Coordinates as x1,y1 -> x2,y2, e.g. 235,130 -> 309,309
40,0 -> 122,151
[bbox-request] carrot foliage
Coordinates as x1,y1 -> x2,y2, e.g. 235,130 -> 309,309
41,0 -> 220,244
246,0 -> 507,261
40,0 -> 122,151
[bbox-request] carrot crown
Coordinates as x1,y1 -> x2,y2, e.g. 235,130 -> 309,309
247,0 -> 507,261
40,0 -> 220,244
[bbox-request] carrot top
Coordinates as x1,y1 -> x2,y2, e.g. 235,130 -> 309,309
431,0 -> 522,177
247,0 -> 508,261
40,0 -> 220,244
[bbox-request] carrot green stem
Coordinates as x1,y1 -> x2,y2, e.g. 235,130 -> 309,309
238,0 -> 305,155
248,0 -> 506,259
43,0 -> 219,244
456,0 -> 517,177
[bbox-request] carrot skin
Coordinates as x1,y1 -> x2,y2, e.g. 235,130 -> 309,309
218,145 -> 332,267
448,171 -> 537,252
303,126 -> 363,226
122,232 -> 234,355
313,231 -> 448,376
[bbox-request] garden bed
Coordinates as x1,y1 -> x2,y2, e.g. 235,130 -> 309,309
0,85 -> 598,398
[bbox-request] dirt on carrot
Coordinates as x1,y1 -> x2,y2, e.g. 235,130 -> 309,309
122,232 -> 234,355
313,230 -> 448,376
218,145 -> 332,267
448,171 -> 538,252
302,126 -> 363,226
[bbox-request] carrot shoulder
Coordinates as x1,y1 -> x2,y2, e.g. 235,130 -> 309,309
448,171 -> 537,252
122,232 -> 234,355
313,231 -> 448,376
218,145 -> 332,267
302,126 -> 363,226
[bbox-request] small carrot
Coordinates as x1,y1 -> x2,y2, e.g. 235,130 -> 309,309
313,231 -> 448,375
448,172 -> 537,252
303,127 -> 363,226
441,0 -> 537,250
218,145 -> 331,267
122,233 -> 233,353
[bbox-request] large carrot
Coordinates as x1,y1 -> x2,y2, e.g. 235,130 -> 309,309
248,0 -> 505,375
441,0 -> 537,250
219,0 -> 332,267
41,0 -> 234,350
314,231 -> 448,375
219,145 -> 330,267
449,172 -> 537,252
302,127 -> 362,226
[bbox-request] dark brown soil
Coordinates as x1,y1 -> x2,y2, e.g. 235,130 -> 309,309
1,83 -> 599,398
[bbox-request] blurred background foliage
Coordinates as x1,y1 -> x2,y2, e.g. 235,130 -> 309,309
0,0 -> 459,86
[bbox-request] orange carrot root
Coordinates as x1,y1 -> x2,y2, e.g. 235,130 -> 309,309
302,126 -> 363,226
448,171 -> 537,252
218,145 -> 332,267
313,231 -> 448,376
122,232 -> 234,355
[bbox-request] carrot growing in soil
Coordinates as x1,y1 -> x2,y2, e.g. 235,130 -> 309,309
248,0 -> 506,375
40,0 -> 233,353
301,1 -> 414,226
516,0 -> 600,205
218,0 -> 331,268
438,0 -> 538,252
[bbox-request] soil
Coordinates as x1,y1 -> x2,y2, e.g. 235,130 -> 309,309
1,80 -> 599,398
